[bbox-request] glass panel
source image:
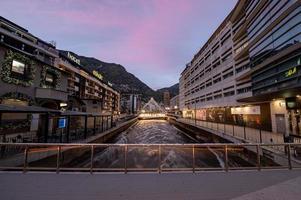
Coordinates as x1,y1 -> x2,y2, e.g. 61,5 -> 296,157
161,146 -> 192,171
194,146 -> 224,170
93,145 -> 124,171
27,145 -> 58,170
60,145 -> 91,170
260,144 -> 288,168
126,145 -> 158,171
0,144 -> 26,169
228,145 -> 257,169
290,144 -> 301,168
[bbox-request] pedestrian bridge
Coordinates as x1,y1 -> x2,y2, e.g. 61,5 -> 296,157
139,97 -> 166,119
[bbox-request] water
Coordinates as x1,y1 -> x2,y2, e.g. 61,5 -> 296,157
77,120 -> 253,170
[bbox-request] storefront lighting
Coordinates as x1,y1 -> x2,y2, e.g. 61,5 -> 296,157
60,103 -> 67,107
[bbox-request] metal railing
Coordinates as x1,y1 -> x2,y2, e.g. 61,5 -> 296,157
0,143 -> 300,173
177,118 -> 301,148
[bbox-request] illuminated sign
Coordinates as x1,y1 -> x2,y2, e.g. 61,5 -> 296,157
231,106 -> 260,115
285,67 -> 297,77
67,52 -> 81,65
93,70 -> 103,80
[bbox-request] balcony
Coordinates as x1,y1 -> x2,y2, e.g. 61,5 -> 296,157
35,87 -> 68,102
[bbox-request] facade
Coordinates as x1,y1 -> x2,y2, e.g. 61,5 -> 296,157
0,17 -> 120,143
0,16 -> 69,142
170,95 -> 179,112
58,51 -> 120,115
179,0 -> 301,136
163,91 -> 170,108
120,94 -> 141,114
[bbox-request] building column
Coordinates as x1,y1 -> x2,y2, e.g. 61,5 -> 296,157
93,116 -> 96,135
66,115 -> 71,143
44,113 -> 49,143
84,115 -> 88,139
101,116 -> 104,132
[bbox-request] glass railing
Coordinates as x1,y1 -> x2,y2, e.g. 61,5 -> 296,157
0,143 -> 300,173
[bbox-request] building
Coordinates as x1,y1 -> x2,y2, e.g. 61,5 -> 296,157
163,91 -> 170,108
120,94 -> 141,114
58,51 -> 120,115
170,95 -> 179,114
0,16 -> 120,143
179,0 -> 301,137
0,16 -> 69,142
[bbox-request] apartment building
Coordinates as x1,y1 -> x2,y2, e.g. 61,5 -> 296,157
58,51 -> 120,115
0,16 -> 120,143
179,0 -> 301,135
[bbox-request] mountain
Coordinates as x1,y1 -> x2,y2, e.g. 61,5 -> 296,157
156,83 -> 179,100
62,51 -> 155,101
60,50 -> 179,102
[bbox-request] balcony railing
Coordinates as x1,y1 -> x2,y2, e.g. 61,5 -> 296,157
0,143 -> 300,173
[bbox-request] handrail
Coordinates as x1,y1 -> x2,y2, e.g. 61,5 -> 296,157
0,142 -> 299,147
0,142 -> 300,173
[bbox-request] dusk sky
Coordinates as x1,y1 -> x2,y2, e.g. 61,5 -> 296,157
1,0 -> 237,90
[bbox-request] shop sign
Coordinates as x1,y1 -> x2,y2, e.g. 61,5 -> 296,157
231,106 -> 260,115
93,70 -> 103,80
67,52 -> 81,65
285,66 -> 297,78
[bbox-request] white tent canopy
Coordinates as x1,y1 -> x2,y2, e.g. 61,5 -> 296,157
142,97 -> 165,113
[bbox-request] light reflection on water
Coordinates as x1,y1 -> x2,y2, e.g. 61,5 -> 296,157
90,120 -> 229,169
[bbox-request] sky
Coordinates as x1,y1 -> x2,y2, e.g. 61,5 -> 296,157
0,0 -> 237,90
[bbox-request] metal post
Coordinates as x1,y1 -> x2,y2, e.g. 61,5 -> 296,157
84,116 -> 88,139
90,145 -> 94,174
158,145 -> 162,174
56,146 -> 61,174
256,145 -> 261,171
107,116 -> 109,130
124,145 -> 127,174
287,144 -> 292,170
224,109 -> 226,135
232,124 -> 235,137
101,116 -> 104,132
23,146 -> 28,173
224,145 -> 229,172
192,145 -> 195,173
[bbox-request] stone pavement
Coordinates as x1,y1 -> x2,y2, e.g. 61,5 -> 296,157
1,170 -> 301,200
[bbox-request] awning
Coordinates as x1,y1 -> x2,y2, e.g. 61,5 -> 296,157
0,104 -> 61,113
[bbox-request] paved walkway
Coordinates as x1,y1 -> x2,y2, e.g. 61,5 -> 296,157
1,170 -> 301,200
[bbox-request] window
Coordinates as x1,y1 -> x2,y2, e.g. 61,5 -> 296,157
45,73 -> 54,83
11,60 -> 25,74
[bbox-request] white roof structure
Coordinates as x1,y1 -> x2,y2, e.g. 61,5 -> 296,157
142,97 -> 165,113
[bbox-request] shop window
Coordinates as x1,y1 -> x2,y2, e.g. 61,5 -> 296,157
45,72 -> 55,87
11,60 -> 26,75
